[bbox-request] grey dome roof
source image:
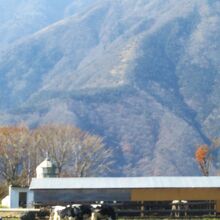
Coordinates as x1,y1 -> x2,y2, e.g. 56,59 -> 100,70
36,158 -> 56,169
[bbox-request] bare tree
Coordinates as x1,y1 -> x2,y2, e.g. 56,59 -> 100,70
0,123 -> 114,187
33,124 -> 114,177
0,125 -> 30,186
33,124 -> 79,176
71,133 -> 114,177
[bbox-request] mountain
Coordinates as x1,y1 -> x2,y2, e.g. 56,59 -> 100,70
0,0 -> 220,176
0,0 -> 96,49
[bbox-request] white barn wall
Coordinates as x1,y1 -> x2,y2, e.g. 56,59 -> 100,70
9,186 -> 33,208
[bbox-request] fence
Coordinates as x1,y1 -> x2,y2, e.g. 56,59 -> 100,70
1,201 -> 218,219
111,201 -> 217,218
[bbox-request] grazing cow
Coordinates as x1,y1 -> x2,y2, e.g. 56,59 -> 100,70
78,204 -> 92,219
49,206 -> 66,220
91,204 -> 116,220
60,206 -> 76,219
20,211 -> 36,220
171,200 -> 180,218
171,200 -> 188,218
50,204 -> 92,220
181,200 -> 188,217
37,209 -> 51,218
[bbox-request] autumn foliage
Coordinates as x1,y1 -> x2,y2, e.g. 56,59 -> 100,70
195,144 -> 210,176
195,145 -> 209,162
0,124 -> 114,190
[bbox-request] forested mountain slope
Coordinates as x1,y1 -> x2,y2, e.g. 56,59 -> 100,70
0,0 -> 220,175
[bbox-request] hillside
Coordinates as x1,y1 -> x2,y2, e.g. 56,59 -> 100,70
0,0 -> 220,175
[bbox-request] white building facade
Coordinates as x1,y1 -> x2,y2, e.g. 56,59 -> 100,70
1,186 -> 34,208
1,157 -> 57,208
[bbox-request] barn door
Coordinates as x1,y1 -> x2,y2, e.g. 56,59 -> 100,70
19,192 -> 27,208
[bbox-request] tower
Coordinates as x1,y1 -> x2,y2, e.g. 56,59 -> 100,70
36,157 -> 58,178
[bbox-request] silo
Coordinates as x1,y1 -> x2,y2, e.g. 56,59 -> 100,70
36,158 -> 58,178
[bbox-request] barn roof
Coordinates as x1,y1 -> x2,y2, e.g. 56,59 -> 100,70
30,177 -> 220,190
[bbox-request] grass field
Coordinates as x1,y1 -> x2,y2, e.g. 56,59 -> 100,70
1,218 -> 220,220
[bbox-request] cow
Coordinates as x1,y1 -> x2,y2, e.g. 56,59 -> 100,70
171,200 -> 188,218
50,204 -> 92,220
181,200 -> 188,217
49,206 -> 66,220
79,204 -> 93,219
20,211 -> 36,220
171,200 -> 180,218
91,204 -> 116,220
60,205 -> 91,220
37,209 -> 51,219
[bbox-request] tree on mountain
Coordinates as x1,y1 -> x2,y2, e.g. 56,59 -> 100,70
195,144 -> 210,176
195,139 -> 220,176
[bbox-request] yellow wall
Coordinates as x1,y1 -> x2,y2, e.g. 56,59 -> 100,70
216,200 -> 220,212
131,188 -> 220,201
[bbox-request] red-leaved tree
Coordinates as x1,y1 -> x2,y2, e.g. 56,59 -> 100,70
195,144 -> 210,176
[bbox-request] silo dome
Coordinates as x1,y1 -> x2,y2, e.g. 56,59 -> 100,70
36,158 -> 58,178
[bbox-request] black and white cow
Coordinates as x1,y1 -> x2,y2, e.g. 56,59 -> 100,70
50,203 -> 116,220
50,204 -> 92,220
171,200 -> 188,218
49,206 -> 65,220
79,204 -> 93,219
91,204 -> 116,220
20,211 -> 36,220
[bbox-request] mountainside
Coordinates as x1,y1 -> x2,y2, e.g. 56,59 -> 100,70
0,0 -> 220,175
0,0 -> 95,48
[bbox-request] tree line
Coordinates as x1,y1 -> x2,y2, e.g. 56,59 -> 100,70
0,124 -> 114,188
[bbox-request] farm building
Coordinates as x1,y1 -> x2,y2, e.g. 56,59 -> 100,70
3,158 -> 220,216
29,159 -> 220,212
1,185 -> 33,208
29,177 -> 220,208
0,157 -> 56,208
